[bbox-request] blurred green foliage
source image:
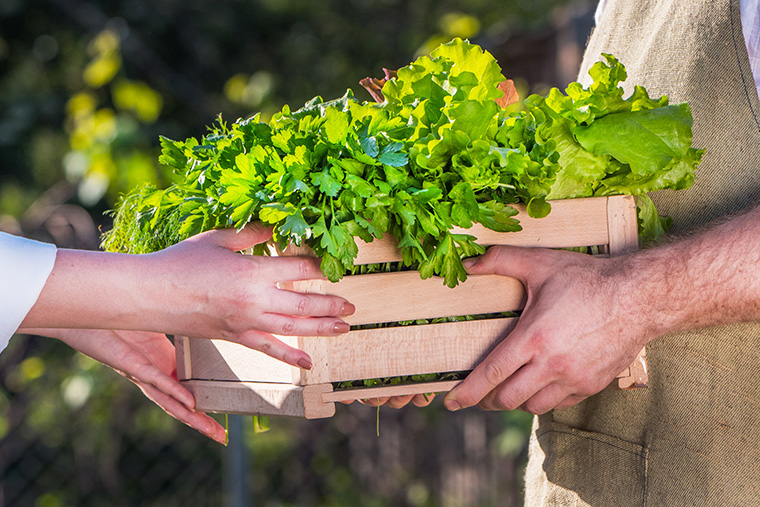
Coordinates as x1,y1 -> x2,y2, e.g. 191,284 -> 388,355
0,0 -> 579,222
0,0 -> 588,505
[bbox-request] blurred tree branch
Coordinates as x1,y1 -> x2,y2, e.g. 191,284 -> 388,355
47,0 -> 211,118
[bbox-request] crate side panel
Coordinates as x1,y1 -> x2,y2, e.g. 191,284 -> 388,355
453,197 -> 611,248
184,380 -> 303,417
353,196 -> 611,264
297,272 -> 525,326
300,317 -> 518,384
184,381 -> 335,418
185,337 -> 296,383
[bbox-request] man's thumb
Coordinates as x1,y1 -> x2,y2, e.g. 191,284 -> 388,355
464,245 -> 538,280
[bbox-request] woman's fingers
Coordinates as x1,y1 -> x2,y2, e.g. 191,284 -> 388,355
262,286 -> 355,320
252,311 -> 351,337
383,393 -> 437,408
136,381 -> 227,444
232,330 -> 315,369
258,255 -> 325,282
118,358 -> 196,410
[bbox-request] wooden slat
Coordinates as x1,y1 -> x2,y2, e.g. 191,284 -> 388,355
185,337 -> 297,383
606,195 -> 639,256
295,273 -> 525,326
323,380 -> 462,403
296,317 -> 519,384
174,336 -> 191,380
322,347 -> 649,403
182,319 -> 644,387
182,318 -> 518,385
353,196 -> 611,264
184,380 -> 335,419
185,341 -> 647,415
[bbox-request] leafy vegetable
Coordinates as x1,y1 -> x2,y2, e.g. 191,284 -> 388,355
103,39 -> 702,286
252,415 -> 270,433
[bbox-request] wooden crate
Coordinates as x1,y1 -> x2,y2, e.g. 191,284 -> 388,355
176,195 -> 648,419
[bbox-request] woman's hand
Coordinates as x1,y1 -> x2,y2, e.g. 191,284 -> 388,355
32,328 -> 228,444
22,223 -> 355,369
142,223 -> 355,368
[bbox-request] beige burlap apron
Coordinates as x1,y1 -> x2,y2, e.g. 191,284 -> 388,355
524,1 -> 760,505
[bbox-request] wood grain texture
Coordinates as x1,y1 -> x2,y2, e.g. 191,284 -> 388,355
352,196 -> 612,264
606,195 -> 639,256
174,336 -> 191,380
323,380 -> 462,403
296,317 -> 520,384
183,318 -> 519,385
183,380 -> 335,419
183,336 -> 297,383
294,273 -> 525,326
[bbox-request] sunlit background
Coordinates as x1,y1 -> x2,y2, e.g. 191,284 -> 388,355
0,1 -> 595,505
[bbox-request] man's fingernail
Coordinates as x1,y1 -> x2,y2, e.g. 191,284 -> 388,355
333,322 -> 351,334
462,257 -> 478,269
341,303 -> 356,316
445,400 -> 461,411
298,357 -> 313,370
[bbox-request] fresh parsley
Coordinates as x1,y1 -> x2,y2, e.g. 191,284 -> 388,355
103,39 -> 702,286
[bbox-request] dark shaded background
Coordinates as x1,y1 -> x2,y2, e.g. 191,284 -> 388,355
0,1 -> 596,505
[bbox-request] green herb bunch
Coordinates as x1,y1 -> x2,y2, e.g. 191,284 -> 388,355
102,38 -> 702,287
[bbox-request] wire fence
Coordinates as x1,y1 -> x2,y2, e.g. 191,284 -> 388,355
0,178 -> 534,507
1,332 -> 532,507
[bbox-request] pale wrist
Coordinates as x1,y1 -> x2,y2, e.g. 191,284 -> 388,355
22,249 -> 152,331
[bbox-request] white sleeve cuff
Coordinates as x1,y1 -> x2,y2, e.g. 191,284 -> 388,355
0,233 -> 57,352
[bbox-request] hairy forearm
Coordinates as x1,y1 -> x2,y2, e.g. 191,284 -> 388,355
617,204 -> 760,339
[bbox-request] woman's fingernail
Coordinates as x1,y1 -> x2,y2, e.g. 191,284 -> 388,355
204,427 -> 225,445
298,357 -> 313,370
341,302 -> 356,316
333,322 -> 351,334
462,257 -> 478,269
179,396 -> 193,411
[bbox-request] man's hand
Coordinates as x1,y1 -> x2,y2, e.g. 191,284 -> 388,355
443,202 -> 760,415
442,246 -> 652,415
351,394 -> 435,409
34,328 -> 227,444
